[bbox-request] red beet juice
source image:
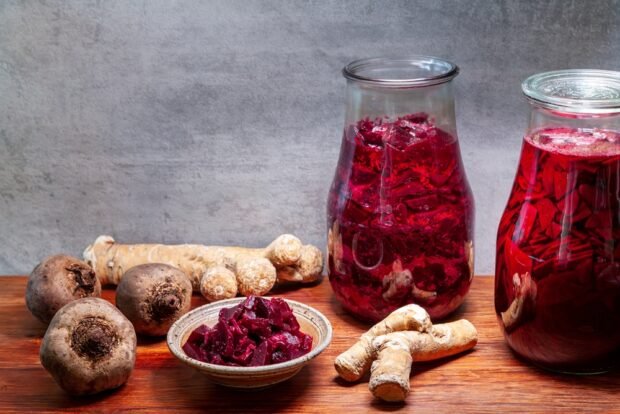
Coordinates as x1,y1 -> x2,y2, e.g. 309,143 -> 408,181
327,113 -> 474,322
495,127 -> 620,372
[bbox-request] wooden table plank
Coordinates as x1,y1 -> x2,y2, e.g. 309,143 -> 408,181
0,276 -> 618,413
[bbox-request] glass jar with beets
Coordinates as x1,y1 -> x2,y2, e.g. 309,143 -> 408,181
495,70 -> 620,374
327,56 -> 475,322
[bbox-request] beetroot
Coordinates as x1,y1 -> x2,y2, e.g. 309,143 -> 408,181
182,296 -> 313,367
496,127 -> 620,372
327,113 -> 474,322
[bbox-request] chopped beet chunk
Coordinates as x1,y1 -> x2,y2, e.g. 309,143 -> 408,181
182,296 -> 313,366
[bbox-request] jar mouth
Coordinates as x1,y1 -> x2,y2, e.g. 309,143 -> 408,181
342,56 -> 459,88
522,69 -> 620,114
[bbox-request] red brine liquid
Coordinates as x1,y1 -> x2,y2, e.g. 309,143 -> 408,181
495,127 -> 620,372
327,113 -> 474,322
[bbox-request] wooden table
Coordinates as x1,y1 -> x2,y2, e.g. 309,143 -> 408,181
0,276 -> 618,413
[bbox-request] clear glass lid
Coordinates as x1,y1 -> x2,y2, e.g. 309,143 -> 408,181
343,56 -> 459,88
522,69 -> 620,114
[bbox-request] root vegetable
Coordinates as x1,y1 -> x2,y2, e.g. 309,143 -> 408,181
328,221 -> 345,274
276,245 -> 323,283
335,303 -> 478,402
466,240 -> 474,280
115,264 -> 192,336
382,260 -> 437,303
369,320 -> 478,401
500,272 -> 537,332
200,266 -> 238,302
83,234 -> 323,300
235,257 -> 277,296
40,297 -> 136,395
334,304 -> 432,382
26,255 -> 101,324
258,233 -> 303,267
83,236 -> 213,288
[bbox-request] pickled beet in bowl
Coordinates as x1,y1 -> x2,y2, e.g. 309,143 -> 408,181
167,297 -> 332,388
182,296 -> 313,367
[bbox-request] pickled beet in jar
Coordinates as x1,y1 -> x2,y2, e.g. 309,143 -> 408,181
327,56 -> 475,322
496,70 -> 620,373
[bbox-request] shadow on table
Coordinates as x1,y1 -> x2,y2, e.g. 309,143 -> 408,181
15,313 -> 48,339
327,294 -> 375,331
507,346 -> 620,392
148,362 -> 313,412
25,382 -> 133,410
270,277 -> 324,295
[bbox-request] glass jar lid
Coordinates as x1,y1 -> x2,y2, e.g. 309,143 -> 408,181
343,56 -> 458,88
522,69 -> 620,114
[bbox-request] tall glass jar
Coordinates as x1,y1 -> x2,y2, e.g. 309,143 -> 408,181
327,56 -> 474,322
495,70 -> 620,373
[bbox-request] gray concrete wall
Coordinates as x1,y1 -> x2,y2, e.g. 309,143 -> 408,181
1,0 -> 619,275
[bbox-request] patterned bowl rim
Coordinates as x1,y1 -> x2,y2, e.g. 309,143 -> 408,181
167,297 -> 333,374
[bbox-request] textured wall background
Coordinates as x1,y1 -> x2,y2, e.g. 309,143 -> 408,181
1,0 -> 619,275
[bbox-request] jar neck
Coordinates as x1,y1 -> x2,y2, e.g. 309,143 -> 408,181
527,104 -> 620,135
344,80 -> 457,136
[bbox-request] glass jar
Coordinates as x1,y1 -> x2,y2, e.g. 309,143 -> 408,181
327,56 -> 475,322
495,70 -> 620,373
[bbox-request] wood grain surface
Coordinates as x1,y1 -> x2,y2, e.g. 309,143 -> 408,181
0,276 -> 618,413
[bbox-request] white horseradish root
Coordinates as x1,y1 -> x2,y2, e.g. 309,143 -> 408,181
83,234 -> 323,299
369,320 -> 478,401
335,304 -> 478,402
334,304 -> 432,382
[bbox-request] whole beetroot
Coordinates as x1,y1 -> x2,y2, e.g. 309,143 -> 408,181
40,297 -> 137,395
26,255 -> 101,324
116,263 -> 192,336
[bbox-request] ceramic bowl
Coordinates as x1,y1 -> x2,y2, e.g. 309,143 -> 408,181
167,297 -> 333,388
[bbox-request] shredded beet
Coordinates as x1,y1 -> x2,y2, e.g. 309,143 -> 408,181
496,127 -> 620,371
327,113 -> 474,322
182,296 -> 313,366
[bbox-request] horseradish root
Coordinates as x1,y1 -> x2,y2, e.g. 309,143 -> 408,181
40,298 -> 136,395
335,304 -> 478,402
83,236 -> 217,289
200,266 -> 238,302
83,235 -> 323,300
235,257 -> 277,296
500,272 -> 537,332
115,264 -> 192,336
369,320 -> 478,401
334,304 -> 432,382
276,244 -> 323,283
26,255 -> 101,324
